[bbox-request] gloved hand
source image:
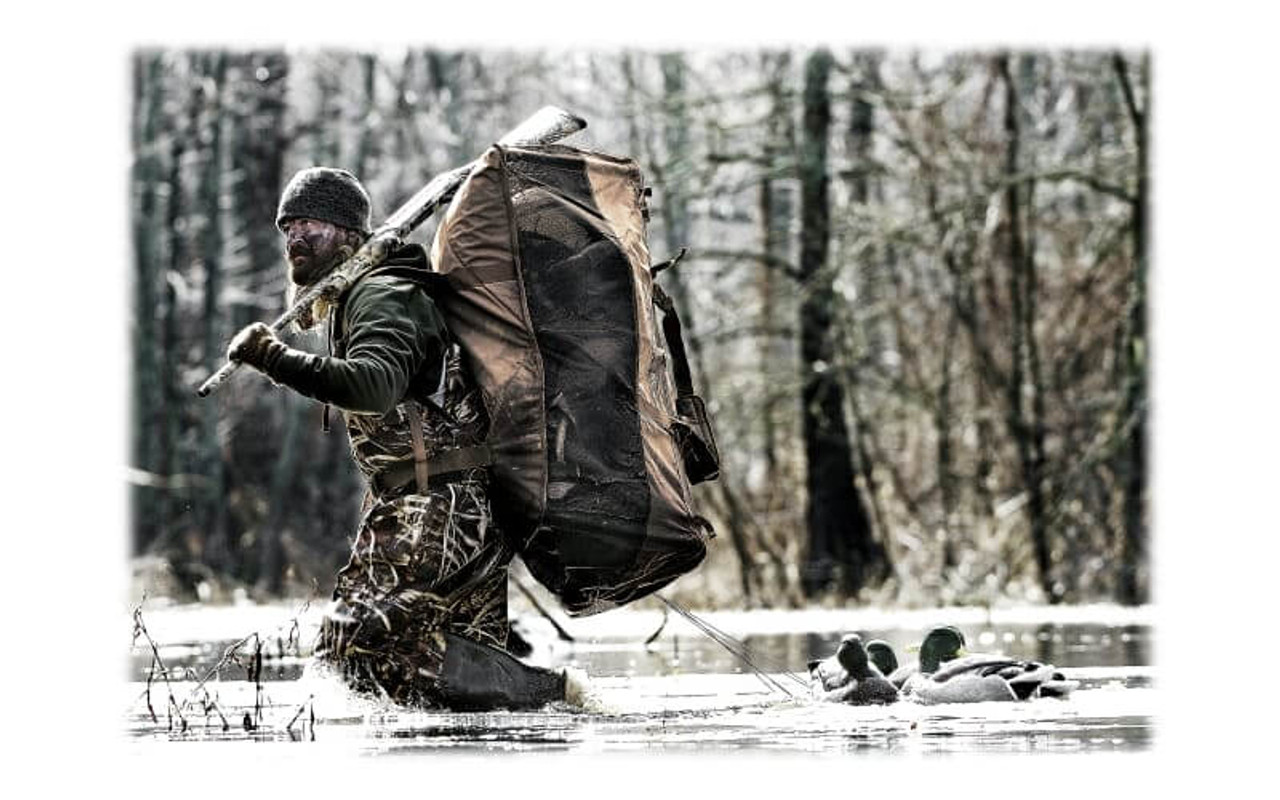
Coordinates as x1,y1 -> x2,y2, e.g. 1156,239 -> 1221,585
227,322 -> 280,370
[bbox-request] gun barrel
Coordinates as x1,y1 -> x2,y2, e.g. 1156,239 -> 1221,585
196,358 -> 238,398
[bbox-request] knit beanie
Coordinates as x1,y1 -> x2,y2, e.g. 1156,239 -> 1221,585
275,167 -> 372,235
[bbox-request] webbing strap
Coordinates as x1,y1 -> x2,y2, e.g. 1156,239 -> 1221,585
652,282 -> 695,398
403,402 -> 431,494
374,444 -> 495,496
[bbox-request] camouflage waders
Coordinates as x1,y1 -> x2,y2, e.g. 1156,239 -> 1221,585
315,344 -> 516,707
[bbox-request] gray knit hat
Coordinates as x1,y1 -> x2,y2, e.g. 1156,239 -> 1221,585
275,167 -> 372,235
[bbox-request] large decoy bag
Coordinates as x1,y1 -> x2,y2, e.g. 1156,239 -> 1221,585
428,143 -> 717,616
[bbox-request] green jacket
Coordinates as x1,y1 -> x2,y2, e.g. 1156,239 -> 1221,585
261,244 -> 448,415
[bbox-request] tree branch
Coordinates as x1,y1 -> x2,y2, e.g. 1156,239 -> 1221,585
996,168 -> 1136,205
1111,52 -> 1145,131
697,248 -> 803,281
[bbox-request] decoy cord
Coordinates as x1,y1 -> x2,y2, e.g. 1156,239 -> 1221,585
656,594 -> 808,697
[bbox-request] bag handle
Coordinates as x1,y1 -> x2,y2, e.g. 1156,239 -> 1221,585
651,280 -> 695,399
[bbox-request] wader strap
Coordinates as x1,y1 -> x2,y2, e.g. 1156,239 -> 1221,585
404,402 -> 431,494
373,444 -> 494,496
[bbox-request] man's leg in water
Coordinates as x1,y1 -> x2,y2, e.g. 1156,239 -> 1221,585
314,482 -> 568,709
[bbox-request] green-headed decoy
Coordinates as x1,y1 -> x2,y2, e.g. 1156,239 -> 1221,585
880,624 -> 967,689
900,625 -> 1079,704
807,633 -> 900,706
865,639 -> 898,679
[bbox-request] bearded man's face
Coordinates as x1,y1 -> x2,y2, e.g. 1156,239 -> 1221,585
282,218 -> 351,286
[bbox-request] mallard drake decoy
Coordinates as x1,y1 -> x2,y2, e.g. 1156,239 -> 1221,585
808,634 -> 899,705
878,624 -> 966,690
900,625 -> 1079,704
865,639 -> 898,678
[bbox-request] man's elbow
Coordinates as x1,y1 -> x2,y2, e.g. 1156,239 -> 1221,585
332,356 -> 410,416
340,386 -> 400,416
350,370 -> 404,416
367,393 -> 400,416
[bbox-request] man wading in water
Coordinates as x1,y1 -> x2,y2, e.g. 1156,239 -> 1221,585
227,167 -> 591,710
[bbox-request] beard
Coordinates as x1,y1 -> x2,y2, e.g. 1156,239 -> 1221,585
285,243 -> 356,332
288,252 -> 326,287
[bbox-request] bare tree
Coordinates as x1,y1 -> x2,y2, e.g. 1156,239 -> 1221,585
797,48 -> 888,597
1112,51 -> 1149,605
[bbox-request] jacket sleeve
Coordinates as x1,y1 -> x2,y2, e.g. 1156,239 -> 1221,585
258,277 -> 448,415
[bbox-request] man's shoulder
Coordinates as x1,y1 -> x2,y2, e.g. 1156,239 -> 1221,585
339,267 -> 446,338
353,270 -> 429,294
337,243 -> 446,328
344,272 -> 439,313
350,243 -> 442,298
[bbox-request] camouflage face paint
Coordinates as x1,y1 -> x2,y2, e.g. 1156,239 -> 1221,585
282,218 -> 349,286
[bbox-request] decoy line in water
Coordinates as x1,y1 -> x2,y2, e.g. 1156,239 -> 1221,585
519,591 -> 1075,706
656,595 -> 807,697
511,584 -> 805,698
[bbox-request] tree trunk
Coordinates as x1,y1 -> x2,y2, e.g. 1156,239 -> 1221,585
754,50 -> 803,603
198,52 -> 230,575
1113,52 -> 1149,605
131,51 -> 165,554
937,311 -> 960,570
997,53 -> 1057,603
759,50 -> 794,484
797,48 -> 885,598
156,56 -> 193,562
842,52 -> 893,575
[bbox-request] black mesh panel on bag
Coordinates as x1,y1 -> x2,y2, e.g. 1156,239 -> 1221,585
506,151 -> 650,609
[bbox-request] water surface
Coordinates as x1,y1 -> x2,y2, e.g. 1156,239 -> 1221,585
125,602 -> 1154,754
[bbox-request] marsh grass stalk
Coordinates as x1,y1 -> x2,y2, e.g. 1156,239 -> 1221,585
644,606 -> 669,647
130,597 -> 315,735
131,601 -> 187,731
285,694 -> 315,734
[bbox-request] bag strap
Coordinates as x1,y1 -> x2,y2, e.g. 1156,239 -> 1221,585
652,282 -> 695,398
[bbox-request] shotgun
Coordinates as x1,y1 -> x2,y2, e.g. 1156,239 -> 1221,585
196,105 -> 587,398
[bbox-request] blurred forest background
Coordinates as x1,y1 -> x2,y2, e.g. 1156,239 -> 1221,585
129,47 -> 1149,611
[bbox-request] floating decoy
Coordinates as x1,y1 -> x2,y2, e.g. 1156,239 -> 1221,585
896,625 -> 1079,704
865,639 -> 898,678
878,624 -> 967,690
807,633 -> 899,705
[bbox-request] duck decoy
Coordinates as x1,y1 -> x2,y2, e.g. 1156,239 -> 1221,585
865,639 -> 898,678
879,624 -> 966,690
900,625 -> 1079,704
807,633 -> 899,705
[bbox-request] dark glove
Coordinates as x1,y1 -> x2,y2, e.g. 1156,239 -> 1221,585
227,322 -> 280,371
